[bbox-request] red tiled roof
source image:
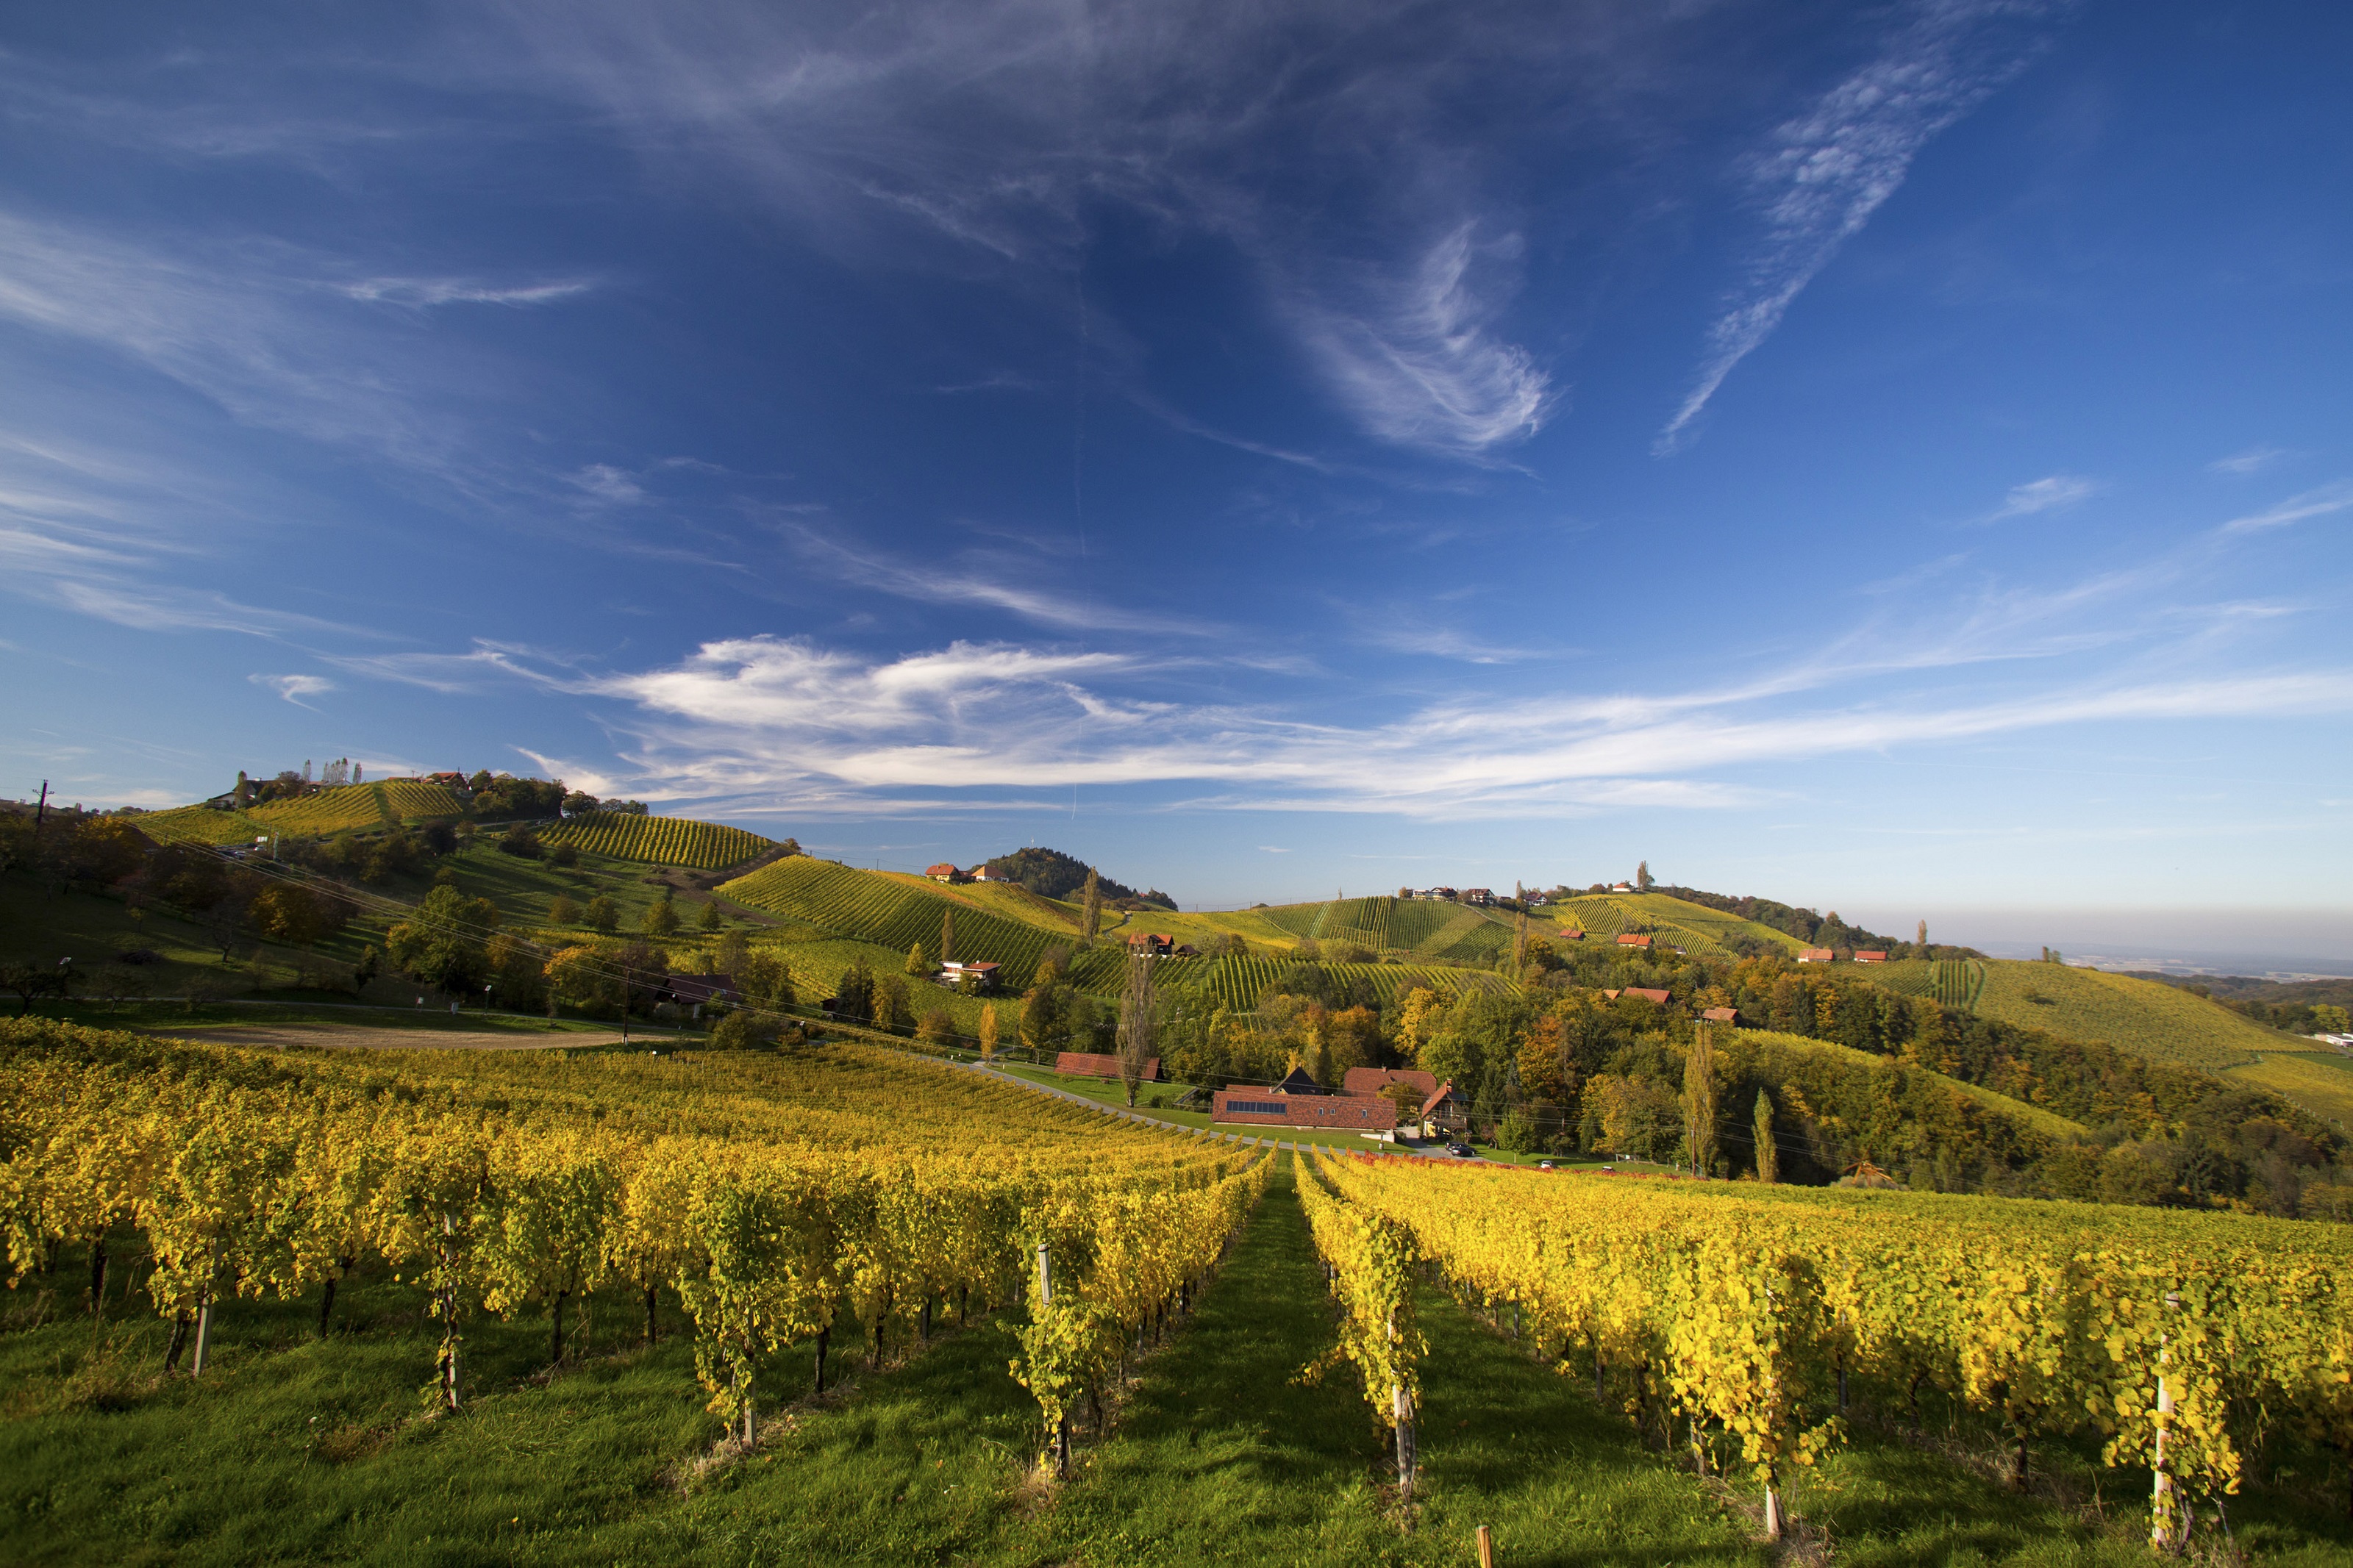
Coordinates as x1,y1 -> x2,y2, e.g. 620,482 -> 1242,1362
1854,951 -> 1887,962
925,863 -> 957,878
1799,948 -> 1835,962
1615,933 -> 1652,947
1701,1006 -> 1738,1023
1420,1079 -> 1459,1117
1622,987 -> 1671,1005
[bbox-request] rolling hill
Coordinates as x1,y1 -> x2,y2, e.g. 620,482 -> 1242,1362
135,779 -> 467,845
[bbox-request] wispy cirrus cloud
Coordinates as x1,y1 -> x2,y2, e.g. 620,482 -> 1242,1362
2221,482 -> 2353,535
1981,473 -> 2099,522
1657,1 -> 2062,452
250,673 -> 334,709
479,615 -> 2353,817
337,276 -> 596,308
2208,445 -> 2285,476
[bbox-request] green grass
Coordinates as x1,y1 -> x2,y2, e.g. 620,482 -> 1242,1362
1972,959 -> 2300,1073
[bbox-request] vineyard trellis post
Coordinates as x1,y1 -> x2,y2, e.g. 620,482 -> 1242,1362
2151,1289 -> 2185,1553
1036,1240 -> 1072,1477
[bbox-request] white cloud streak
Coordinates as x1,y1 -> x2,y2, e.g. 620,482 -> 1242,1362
495,631 -> 2353,817
1657,1 -> 2057,452
1982,473 -> 2099,522
2208,445 -> 2285,476
250,673 -> 335,709
2221,482 -> 2353,535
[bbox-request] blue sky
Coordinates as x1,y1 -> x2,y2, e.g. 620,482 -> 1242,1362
3,1 -> 2349,953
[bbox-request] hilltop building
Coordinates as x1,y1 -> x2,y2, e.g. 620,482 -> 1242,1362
1798,948 -> 1835,963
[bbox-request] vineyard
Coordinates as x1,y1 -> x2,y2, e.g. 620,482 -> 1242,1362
0,1019 -> 1262,1461
541,812 -> 774,870
135,780 -> 468,846
1162,953 -> 1501,1014
1299,1147 -> 2353,1547
1971,959 -> 2290,1073
723,858 -> 1082,988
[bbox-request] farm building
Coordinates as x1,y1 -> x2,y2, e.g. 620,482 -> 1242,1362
1056,1052 -> 1161,1081
938,959 -> 1001,990
1603,987 -> 1671,1005
1212,1090 -> 1397,1133
1853,951 -> 1888,964
1172,943 -> 1201,958
925,863 -> 961,883
1701,1006 -> 1738,1024
1125,931 -> 1174,956
1615,933 -> 1652,948
1798,948 -> 1835,963
1343,1066 -> 1438,1102
971,864 -> 1010,882
1609,881 -> 1635,893
1560,928 -> 1585,940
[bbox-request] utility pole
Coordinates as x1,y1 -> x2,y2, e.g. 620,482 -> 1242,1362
34,781 -> 49,830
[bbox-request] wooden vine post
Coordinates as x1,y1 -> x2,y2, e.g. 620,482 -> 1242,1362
1390,1306 -> 1416,1497
2150,1289 -> 2182,1553
1038,1241 -> 1071,1478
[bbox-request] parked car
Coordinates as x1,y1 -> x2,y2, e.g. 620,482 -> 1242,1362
1536,1159 -> 1555,1171
1446,1142 -> 1476,1158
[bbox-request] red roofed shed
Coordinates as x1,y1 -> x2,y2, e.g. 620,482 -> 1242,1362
1615,933 -> 1652,948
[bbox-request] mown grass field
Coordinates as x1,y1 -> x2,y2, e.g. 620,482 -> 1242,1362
1971,959 -> 2297,1073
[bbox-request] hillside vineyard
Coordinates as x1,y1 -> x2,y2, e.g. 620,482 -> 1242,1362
0,1021 -> 1263,1454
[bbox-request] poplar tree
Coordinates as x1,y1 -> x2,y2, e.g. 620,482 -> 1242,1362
1753,1089 -> 1778,1184
1079,867 -> 1101,943
1635,860 -> 1654,892
940,906 -> 955,966
1916,919 -> 1927,948
1683,1020 -> 1718,1178
905,942 -> 929,975
1115,951 -> 1157,1107
978,1002 -> 999,1059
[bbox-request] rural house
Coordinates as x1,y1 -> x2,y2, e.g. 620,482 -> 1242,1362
1798,948 -> 1835,963
971,864 -> 1009,882
1125,931 -> 1174,956
1603,987 -> 1671,1005
1701,1006 -> 1738,1024
1461,887 -> 1494,906
938,959 -> 1000,990
926,863 -> 961,883
1418,1081 -> 1468,1137
1854,951 -> 1887,964
1615,933 -> 1652,948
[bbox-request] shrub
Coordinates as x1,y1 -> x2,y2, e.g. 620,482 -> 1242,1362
710,1010 -> 777,1051
498,824 -> 542,859
1496,1110 -> 1543,1154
